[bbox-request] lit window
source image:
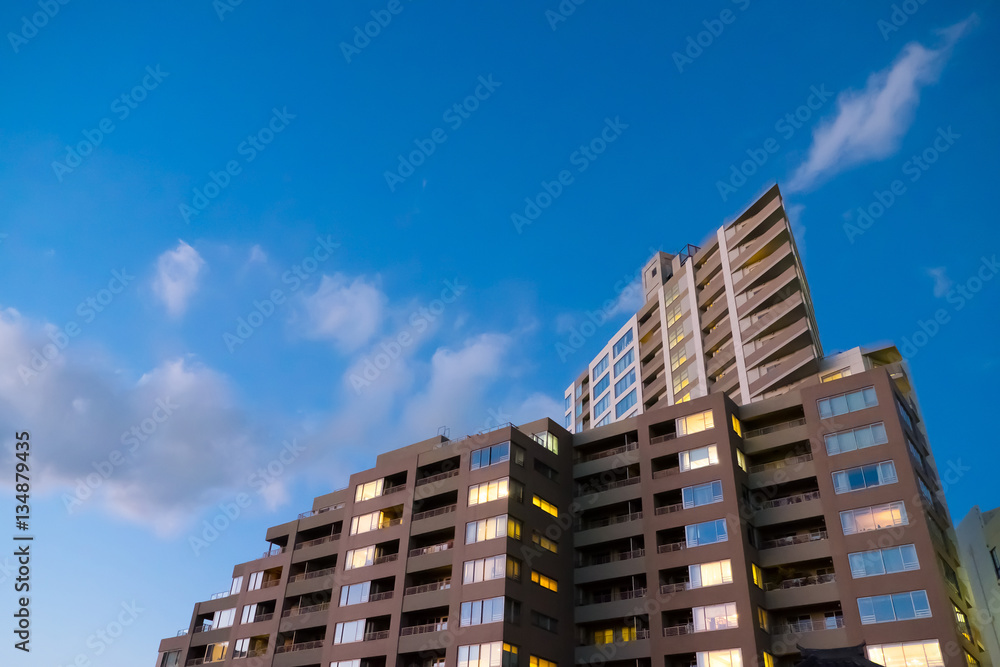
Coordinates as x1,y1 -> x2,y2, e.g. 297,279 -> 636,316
531,657 -> 557,667
532,495 -> 558,517
671,345 -> 688,371
841,502 -> 908,535
757,609 -> 770,632
696,649 -> 741,667
673,367 -> 690,394
858,590 -> 931,624
817,386 -> 878,418
458,642 -> 518,667
692,602 -> 738,632
736,449 -> 746,472
688,560 -> 732,588
344,545 -> 376,570
677,409 -> 714,436
679,445 -> 718,471
682,480 -> 724,508
668,325 -> 685,349
532,532 -> 558,553
204,643 -> 228,663
350,509 -> 394,535
355,479 -> 384,502
468,477 -> 510,506
832,461 -> 897,493
530,571 -> 558,592
532,431 -> 558,454
676,392 -> 691,403
825,422 -> 888,455
821,368 -> 852,382
731,415 -> 742,436
685,519 -> 728,547
466,514 -> 521,544
463,554 -> 519,584
751,564 -> 763,588
666,301 -> 683,326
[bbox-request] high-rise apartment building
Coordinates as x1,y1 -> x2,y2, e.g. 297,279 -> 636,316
957,506 -> 1000,662
155,185 -> 988,667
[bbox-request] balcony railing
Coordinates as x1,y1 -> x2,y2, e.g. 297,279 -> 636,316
281,602 -> 330,618
382,484 -> 407,496
416,470 -> 459,486
298,502 -> 345,518
252,613 -> 274,623
400,621 -> 448,636
369,590 -> 394,602
288,566 -> 335,583
577,476 -> 641,496
578,548 -> 644,567
261,546 -> 287,559
192,624 -> 214,634
765,573 -> 835,591
412,504 -> 457,521
755,490 -> 820,510
364,630 -> 391,641
575,441 -> 638,464
748,453 -> 813,475
274,640 -> 325,654
294,533 -> 341,550
580,628 -> 650,645
260,579 -> 280,589
652,466 -> 680,479
773,616 -> 845,635
409,541 -> 453,558
576,511 -> 643,531
581,587 -> 647,605
662,623 -> 693,637
657,541 -> 686,554
650,433 -> 677,445
209,590 -> 230,600
759,530 -> 827,550
654,503 -> 683,516
660,581 -> 689,594
743,417 -> 807,439
177,629 -> 189,636
373,553 -> 399,565
405,579 -> 452,596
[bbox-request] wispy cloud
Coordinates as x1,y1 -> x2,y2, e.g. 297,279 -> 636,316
297,273 -> 387,351
789,15 -> 976,191
927,266 -> 953,297
152,240 -> 206,317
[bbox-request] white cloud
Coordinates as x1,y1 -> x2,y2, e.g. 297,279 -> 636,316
298,273 -> 386,351
927,267 -> 953,297
788,15 -> 976,191
152,240 -> 206,317
248,244 -> 267,264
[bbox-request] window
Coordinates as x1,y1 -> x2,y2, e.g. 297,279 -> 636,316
466,514 -> 521,544
666,301 -> 683,326
858,590 -> 931,624
613,330 -> 633,357
673,367 -> 690,394
563,413 -> 571,429
821,368 -> 852,382
458,642 -> 518,667
595,414 -> 611,427
564,395 -> 571,412
991,547 -> 1000,580
532,532 -> 557,553
532,495 -> 558,517
668,324 -> 685,349
682,480 -> 724,508
849,544 -> 919,577
757,609 -> 770,632
533,431 -> 558,454
531,613 -> 558,634
917,477 -> 934,505
832,461 -> 898,493
679,445 -> 718,471
334,619 -> 366,644
593,373 -> 610,399
333,661 -> 362,667
593,355 -> 609,379
688,560 -> 732,588
752,564 -> 763,588
613,348 -> 634,377
665,283 -> 680,305
670,345 -> 688,371
817,386 -> 878,418
213,608 -> 236,629
531,658 -> 557,667
896,398 -> 915,431
240,604 -> 257,624
463,554 -> 520,583
247,571 -> 263,591
825,422 -> 889,455
615,369 -> 636,397
229,576 -> 243,595
731,415 -> 742,437
460,596 -> 507,626
615,389 -> 637,418
594,393 -> 611,418
468,477 -> 510,506
736,449 -> 746,472
762,654 -> 775,667
531,570 -> 558,591
340,581 -> 372,606
204,643 -> 228,663
233,638 -> 250,660
841,502 -> 908,535
355,479 -> 384,502
471,442 -> 511,470
686,519 -> 728,547
966,653 -> 981,667
160,651 -> 181,667
534,459 -> 558,481
344,545 -> 376,570
350,509 -> 394,535
692,602 -> 738,632
696,649 -> 741,667
677,410 -> 714,436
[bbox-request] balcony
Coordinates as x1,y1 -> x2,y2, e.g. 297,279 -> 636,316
756,490 -> 820,510
758,531 -> 829,568
662,623 -> 693,637
659,581 -> 689,594
576,511 -> 643,532
578,548 -> 644,568
287,566 -> 334,583
281,602 -> 330,618
747,453 -> 812,474
771,617 -> 847,655
765,573 -> 839,607
408,541 -> 453,558
404,579 -> 451,596
415,470 -> 459,487
580,588 -> 647,606
650,433 -> 677,445
654,503 -> 683,516
575,441 -> 638,465
364,630 -> 391,641
400,621 -> 448,636
260,546 -> 287,559
274,640 -> 325,654
577,476 -> 640,497
373,553 -> 399,565
293,533 -> 340,550
657,541 -> 686,555
744,418 -> 807,439
412,505 -> 457,521
653,466 -> 680,480
298,502 -> 345,519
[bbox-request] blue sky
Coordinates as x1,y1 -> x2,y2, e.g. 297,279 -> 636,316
1,1 -> 999,665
